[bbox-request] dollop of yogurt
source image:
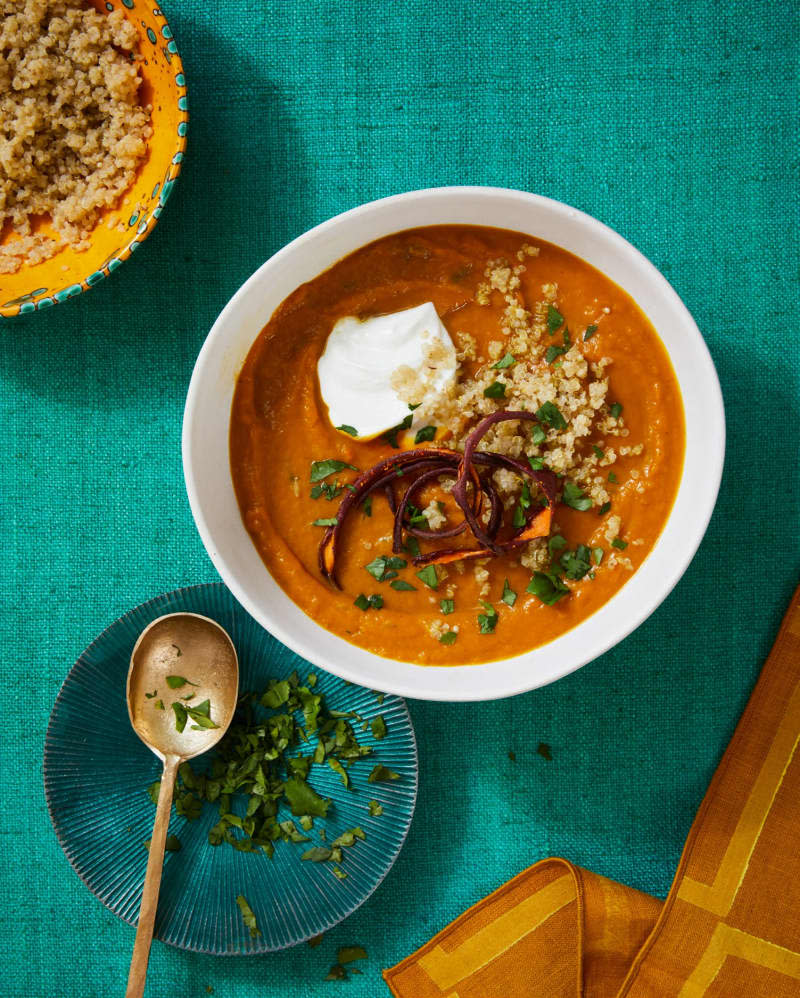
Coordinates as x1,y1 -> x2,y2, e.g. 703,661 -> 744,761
317,302 -> 457,439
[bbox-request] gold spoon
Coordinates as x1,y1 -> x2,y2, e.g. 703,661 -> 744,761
125,612 -> 239,998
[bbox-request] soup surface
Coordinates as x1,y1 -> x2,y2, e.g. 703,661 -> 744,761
230,226 -> 685,665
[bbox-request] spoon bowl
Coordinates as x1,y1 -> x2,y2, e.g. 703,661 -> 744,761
125,612 -> 238,998
127,612 -> 238,760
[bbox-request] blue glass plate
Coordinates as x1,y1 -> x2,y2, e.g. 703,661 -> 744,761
44,584 -> 418,954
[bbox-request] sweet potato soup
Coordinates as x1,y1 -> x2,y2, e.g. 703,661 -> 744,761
230,226 -> 685,665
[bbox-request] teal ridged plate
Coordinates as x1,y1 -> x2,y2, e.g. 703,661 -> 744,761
44,584 -> 418,954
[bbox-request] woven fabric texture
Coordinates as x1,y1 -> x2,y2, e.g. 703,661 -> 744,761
1,1 -> 797,996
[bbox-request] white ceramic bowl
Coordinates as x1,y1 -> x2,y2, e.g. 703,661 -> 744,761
183,187 -> 725,702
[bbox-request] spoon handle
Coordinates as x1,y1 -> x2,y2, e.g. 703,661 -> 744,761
125,754 -> 180,998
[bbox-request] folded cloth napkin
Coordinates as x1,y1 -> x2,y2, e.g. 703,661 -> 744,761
384,585 -> 800,997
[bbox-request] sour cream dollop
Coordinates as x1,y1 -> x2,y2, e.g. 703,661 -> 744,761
317,302 -> 457,440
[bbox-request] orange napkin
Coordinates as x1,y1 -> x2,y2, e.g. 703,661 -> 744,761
385,585 -> 800,997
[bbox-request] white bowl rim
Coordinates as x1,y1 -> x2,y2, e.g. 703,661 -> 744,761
183,185 -> 725,702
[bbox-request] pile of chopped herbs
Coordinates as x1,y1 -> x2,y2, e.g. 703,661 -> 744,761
147,671 -> 395,877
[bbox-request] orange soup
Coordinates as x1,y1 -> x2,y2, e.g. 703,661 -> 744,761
230,226 -> 685,665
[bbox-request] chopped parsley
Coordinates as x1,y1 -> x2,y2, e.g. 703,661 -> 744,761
416,565 -> 439,589
612,537 -> 628,550
502,579 -> 517,607
535,401 -> 567,431
527,570 -> 570,606
548,534 -> 567,556
483,380 -> 506,399
610,402 -> 623,419
310,459 -> 357,483
336,425 -> 358,437
390,579 -> 416,591
492,352 -> 516,369
439,598 -> 455,615
532,424 -> 547,445
562,481 -> 592,511
439,631 -> 457,645
583,324 -> 599,341
414,425 -> 437,444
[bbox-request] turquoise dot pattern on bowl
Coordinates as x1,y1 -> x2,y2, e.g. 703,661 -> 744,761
44,583 -> 418,955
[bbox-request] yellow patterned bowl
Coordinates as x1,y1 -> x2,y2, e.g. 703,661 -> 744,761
0,0 -> 188,318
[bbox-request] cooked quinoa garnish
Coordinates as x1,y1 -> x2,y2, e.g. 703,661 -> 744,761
0,0 -> 151,274
396,250 -> 645,577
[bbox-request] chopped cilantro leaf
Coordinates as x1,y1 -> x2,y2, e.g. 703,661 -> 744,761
414,425 -> 437,444
527,570 -> 570,606
362,497 -> 372,517
310,459 -> 357,483
610,402 -> 623,419
336,425 -> 359,437
478,601 -> 498,634
416,565 -> 439,589
390,579 -> 416,591
365,555 -> 407,582
532,424 -> 547,445
368,765 -> 400,783
546,304 -> 565,333
562,481 -> 592,511
502,579 -> 517,607
383,414 -> 413,448
483,380 -> 506,399
612,537 -> 628,550
559,544 -> 592,580
312,517 -> 337,527
368,800 -> 383,816
439,598 -> 455,614
545,343 -> 567,364
592,444 -> 605,458
608,471 -> 618,484
548,534 -> 567,556
583,324 -> 599,341
492,352 -> 516,369
528,456 -> 545,470
236,895 -> 261,938
593,547 -> 604,565
536,401 -> 567,430
439,631 -> 457,645
371,716 -> 387,739
166,675 -> 197,689
599,500 -> 611,515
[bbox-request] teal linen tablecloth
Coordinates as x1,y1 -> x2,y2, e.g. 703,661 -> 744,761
2,1 -> 798,995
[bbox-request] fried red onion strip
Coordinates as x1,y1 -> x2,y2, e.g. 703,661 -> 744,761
319,414 -> 560,585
